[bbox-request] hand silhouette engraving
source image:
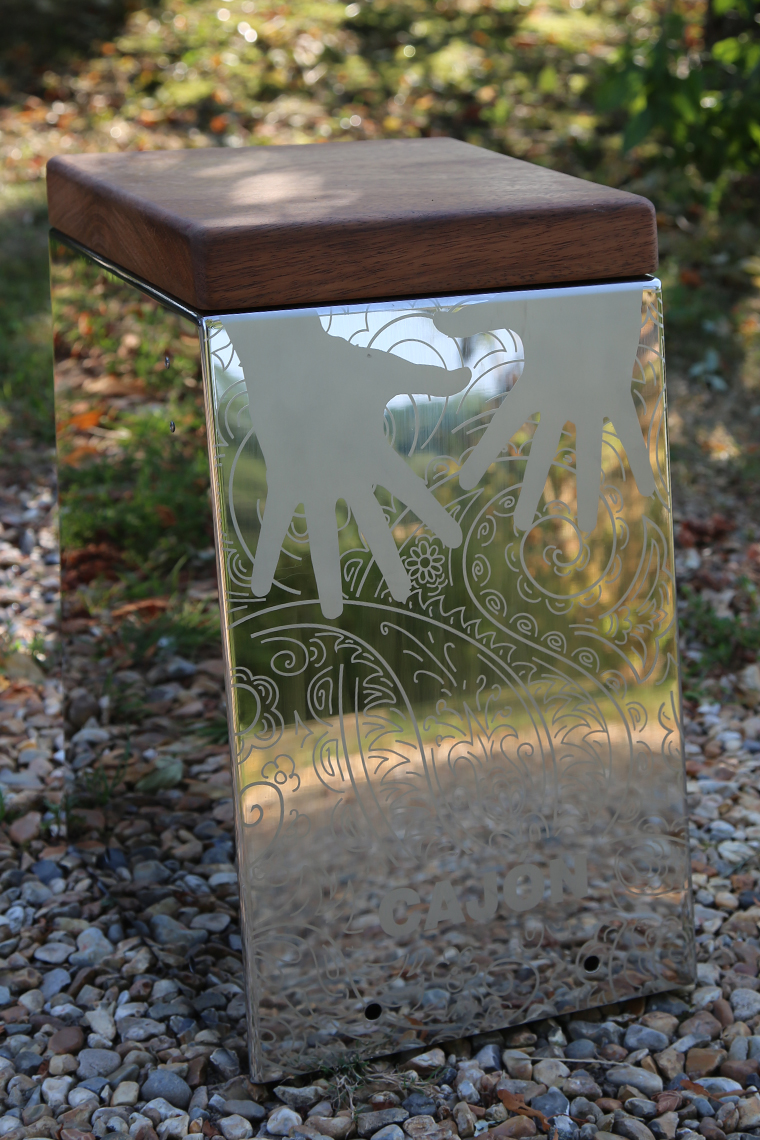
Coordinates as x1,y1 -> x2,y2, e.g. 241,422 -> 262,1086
433,289 -> 655,533
222,313 -> 470,619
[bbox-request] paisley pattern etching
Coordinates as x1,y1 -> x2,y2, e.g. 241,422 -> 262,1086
200,283 -> 693,1081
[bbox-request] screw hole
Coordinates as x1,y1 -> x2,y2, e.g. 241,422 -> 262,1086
583,954 -> 600,973
364,1002 -> 382,1021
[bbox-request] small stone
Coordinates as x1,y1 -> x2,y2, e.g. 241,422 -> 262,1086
17,987 -> 43,1016
291,1125 -> 331,1140
532,1088 -> 570,1119
720,1060 -> 759,1083
122,947 -> 154,977
602,1045 -> 630,1063
692,987 -> 723,1010
312,1118 -> 353,1140
119,1017 -> 166,1042
189,913 -> 230,934
133,861 -> 171,886
564,1073 -> 602,1100
566,1041 -> 597,1061
686,1049 -> 727,1078
694,1078 -> 742,1095
496,1080 -> 545,1105
455,1080 -> 479,1105
737,1094 -> 760,1130
150,915 -> 207,951
9,812 -> 41,844
371,1128 -> 405,1140
403,1116 -> 438,1139
569,1021 -> 622,1046
491,1123 -> 536,1139
502,1052 -> 533,1080
626,1102 -> 658,1120
185,1056 -> 208,1089
731,991 -> 760,1022
34,943 -> 73,965
223,1103 -> 265,1123
718,840 -> 755,865
679,1013 -> 722,1041
20,880 -> 51,907
570,1098 -> 601,1124
727,1038 -> 748,1062
143,1098 -> 188,1127
141,1073 -> 191,1110
626,1027 -> 670,1054
474,1044 -> 502,1073
69,1086 -> 100,1108
358,1112 -> 409,1140
274,1088 -> 322,1112
712,1001 -> 734,1029
533,1061 -> 570,1087
219,1115 -> 253,1140
453,1104 -> 475,1139
49,1055 -> 78,1077
402,1049 -> 446,1077
42,1076 -> 74,1111
41,969 -> 71,1001
612,1113 -> 655,1140
654,1049 -> 684,1082
85,1007 -> 116,1041
68,692 -> 100,727
714,1106 -> 738,1135
14,1051 -> 43,1076
401,1095 -> 437,1118
555,1117 -> 580,1140
70,928 -> 114,968
641,1014 -> 679,1039
267,1107 -> 302,1136
112,1083 -> 139,1107
650,1112 -> 678,1140
209,1048 -> 239,1082
157,1112 -> 190,1139
607,1069 -> 663,1098
699,1121 -> 726,1140
49,1027 -> 84,1056
77,1049 -> 121,1079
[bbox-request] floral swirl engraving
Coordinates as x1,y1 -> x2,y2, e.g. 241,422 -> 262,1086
201,283 -> 692,1080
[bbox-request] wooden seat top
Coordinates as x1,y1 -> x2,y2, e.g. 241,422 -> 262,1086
47,138 -> 657,313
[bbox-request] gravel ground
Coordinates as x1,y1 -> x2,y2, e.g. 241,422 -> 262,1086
5,453 -> 760,1140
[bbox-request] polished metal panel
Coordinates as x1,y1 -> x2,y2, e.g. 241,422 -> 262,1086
200,282 -> 694,1080
49,235 -> 692,1080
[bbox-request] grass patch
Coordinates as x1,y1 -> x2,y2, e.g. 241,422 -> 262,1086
0,186 -> 55,449
116,600 -> 221,665
680,583 -> 760,697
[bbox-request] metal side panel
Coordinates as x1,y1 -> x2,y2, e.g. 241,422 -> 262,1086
199,282 -> 694,1080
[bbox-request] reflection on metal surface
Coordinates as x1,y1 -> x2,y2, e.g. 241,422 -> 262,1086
202,283 -> 694,1080
50,238 -> 223,806
49,234 -> 693,1082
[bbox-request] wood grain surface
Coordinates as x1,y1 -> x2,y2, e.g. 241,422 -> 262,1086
47,138 -> 657,312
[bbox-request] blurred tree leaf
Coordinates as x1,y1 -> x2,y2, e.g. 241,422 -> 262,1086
598,0 -> 760,181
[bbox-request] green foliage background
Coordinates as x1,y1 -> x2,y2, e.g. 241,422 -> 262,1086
0,0 -> 758,455
0,0 -> 759,691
